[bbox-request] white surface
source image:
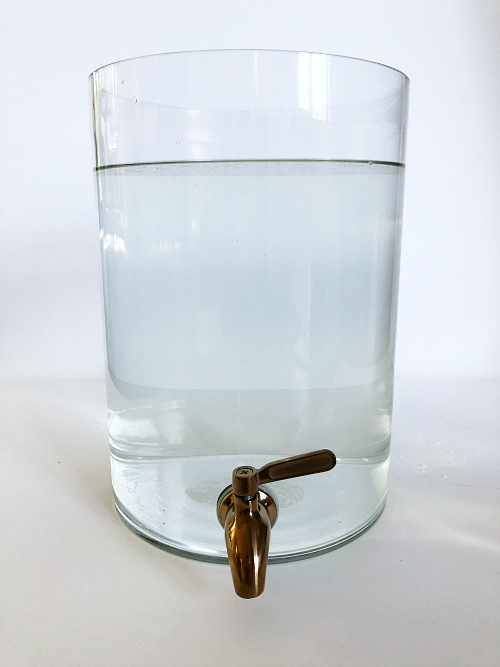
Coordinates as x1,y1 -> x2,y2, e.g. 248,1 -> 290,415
1,378 -> 499,667
1,0 -> 500,378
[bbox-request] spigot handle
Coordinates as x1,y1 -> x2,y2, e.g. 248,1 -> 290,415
232,449 -> 336,497
257,449 -> 336,485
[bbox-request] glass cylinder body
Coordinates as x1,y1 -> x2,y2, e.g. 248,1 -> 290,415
90,50 -> 409,562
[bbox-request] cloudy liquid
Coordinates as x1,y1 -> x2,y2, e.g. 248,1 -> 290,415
96,159 -> 404,560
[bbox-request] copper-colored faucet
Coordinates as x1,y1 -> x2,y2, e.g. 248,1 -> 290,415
217,449 -> 336,598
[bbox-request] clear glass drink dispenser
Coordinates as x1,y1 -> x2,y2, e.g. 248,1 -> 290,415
90,50 -> 409,596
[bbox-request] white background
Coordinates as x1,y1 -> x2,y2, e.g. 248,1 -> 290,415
1,0 -> 499,379
1,5 -> 499,665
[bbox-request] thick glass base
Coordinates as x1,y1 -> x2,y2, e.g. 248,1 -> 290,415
111,453 -> 389,563
115,493 -> 386,563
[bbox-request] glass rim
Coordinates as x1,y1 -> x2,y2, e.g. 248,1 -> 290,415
89,48 -> 410,83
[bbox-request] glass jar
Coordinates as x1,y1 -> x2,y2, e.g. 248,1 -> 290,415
90,50 -> 409,562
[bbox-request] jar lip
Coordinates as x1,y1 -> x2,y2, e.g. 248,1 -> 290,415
88,49 -> 410,83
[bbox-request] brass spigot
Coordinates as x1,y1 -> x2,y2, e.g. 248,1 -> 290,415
217,449 -> 336,598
